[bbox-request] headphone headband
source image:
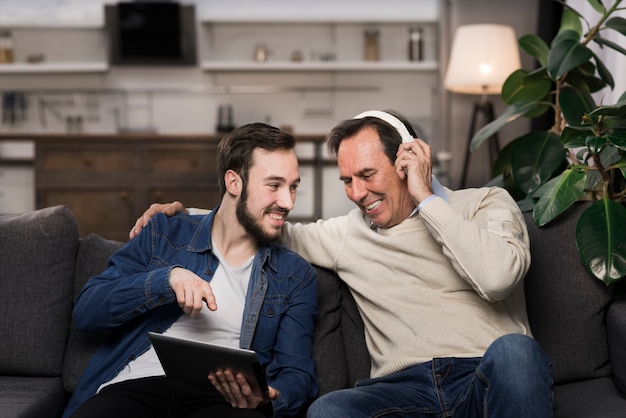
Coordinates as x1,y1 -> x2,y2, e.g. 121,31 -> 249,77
353,110 -> 414,143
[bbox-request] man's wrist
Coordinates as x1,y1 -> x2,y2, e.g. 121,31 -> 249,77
417,194 -> 437,212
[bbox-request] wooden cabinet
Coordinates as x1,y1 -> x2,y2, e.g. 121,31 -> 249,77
35,135 -> 223,242
34,134 -> 325,242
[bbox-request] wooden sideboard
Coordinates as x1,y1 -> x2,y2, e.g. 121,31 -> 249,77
0,133 -> 325,242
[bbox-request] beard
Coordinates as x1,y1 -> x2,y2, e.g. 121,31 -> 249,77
236,187 -> 284,246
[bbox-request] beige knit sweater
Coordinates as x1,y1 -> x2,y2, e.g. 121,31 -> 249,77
282,186 -> 532,378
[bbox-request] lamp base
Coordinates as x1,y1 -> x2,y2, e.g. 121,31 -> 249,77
460,100 -> 500,188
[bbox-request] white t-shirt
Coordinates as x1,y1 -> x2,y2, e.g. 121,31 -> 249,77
99,239 -> 253,391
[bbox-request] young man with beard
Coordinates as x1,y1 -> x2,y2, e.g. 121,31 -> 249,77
132,111 -> 553,417
64,123 -> 318,418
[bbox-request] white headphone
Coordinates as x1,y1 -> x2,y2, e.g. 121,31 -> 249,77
352,110 -> 415,143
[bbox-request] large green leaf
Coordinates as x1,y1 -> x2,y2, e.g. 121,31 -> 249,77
595,36 -> 626,56
561,126 -> 593,147
559,8 -> 583,37
587,0 -> 606,14
502,69 -> 551,104
470,101 -> 543,152
502,70 -> 529,104
519,34 -> 550,66
586,135 -> 607,154
566,65 -> 608,93
559,85 -> 596,126
533,169 -> 586,226
592,51 -> 615,90
492,140 -> 527,201
607,128 -> 626,150
576,198 -> 626,284
589,100 -> 626,117
599,143 -> 622,167
548,31 -> 594,79
585,170 -> 603,191
605,16 -> 626,36
510,131 -> 566,194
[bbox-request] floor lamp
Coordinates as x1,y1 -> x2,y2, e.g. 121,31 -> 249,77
444,24 -> 521,188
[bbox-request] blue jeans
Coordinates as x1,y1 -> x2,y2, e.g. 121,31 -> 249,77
307,334 -> 553,418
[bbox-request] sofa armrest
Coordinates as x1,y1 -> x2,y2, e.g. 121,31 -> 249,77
607,297 -> 626,396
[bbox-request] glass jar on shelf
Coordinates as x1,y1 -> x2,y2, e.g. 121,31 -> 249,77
0,29 -> 14,63
363,29 -> 380,62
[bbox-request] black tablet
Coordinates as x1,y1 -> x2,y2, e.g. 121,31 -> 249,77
148,332 -> 269,399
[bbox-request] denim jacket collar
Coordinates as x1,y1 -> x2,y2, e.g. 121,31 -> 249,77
186,205 -> 278,274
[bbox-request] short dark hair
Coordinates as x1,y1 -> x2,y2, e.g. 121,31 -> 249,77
326,110 -> 417,164
217,123 -> 296,196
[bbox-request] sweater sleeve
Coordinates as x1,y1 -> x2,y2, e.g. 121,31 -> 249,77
418,187 -> 531,301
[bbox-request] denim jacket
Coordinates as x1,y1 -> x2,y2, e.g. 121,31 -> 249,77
64,209 -> 319,418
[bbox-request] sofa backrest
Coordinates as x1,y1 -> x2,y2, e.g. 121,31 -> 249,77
0,205 -> 78,377
62,233 -> 124,393
523,202 -> 613,385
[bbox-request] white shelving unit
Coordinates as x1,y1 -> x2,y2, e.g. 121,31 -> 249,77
198,18 -> 439,74
0,22 -> 108,74
0,62 -> 108,74
200,60 -> 438,72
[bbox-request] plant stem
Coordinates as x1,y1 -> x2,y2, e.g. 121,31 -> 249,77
581,0 -> 622,45
592,152 -> 616,199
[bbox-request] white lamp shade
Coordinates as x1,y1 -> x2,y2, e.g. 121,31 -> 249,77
444,24 -> 521,95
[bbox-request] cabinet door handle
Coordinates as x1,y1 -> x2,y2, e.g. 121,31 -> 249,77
119,190 -> 129,200
153,190 -> 163,200
83,157 -> 94,167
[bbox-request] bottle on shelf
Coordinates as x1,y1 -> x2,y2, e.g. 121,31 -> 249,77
408,27 -> 423,62
363,29 -> 380,62
0,29 -> 14,64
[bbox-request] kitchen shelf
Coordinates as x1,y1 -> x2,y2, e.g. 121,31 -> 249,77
0,62 -> 109,74
197,1 -> 439,24
199,16 -> 438,24
0,21 -> 103,29
200,60 -> 438,72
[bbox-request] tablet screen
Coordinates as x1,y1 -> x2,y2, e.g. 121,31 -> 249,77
148,332 -> 269,399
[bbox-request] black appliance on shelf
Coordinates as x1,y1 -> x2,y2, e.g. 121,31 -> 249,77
105,2 -> 197,66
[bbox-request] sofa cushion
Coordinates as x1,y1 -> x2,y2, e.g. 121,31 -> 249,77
62,233 -> 125,393
553,377 -> 626,417
523,203 -> 613,385
0,205 -> 78,376
0,376 -> 65,418
311,266 -> 350,395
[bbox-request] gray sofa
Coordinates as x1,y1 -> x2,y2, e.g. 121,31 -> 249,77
1,204 -> 625,417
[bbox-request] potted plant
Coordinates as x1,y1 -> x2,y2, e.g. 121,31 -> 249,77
470,0 -> 626,286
